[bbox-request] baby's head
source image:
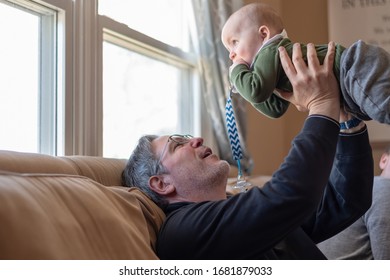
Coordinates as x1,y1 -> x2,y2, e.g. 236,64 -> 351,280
221,3 -> 284,64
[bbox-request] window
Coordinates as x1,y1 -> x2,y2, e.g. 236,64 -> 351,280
0,0 -> 201,158
99,0 -> 198,158
0,0 -> 57,154
98,0 -> 189,50
102,41 -> 189,158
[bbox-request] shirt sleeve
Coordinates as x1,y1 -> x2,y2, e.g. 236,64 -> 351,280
303,125 -> 373,242
251,93 -> 290,119
230,44 -> 282,104
229,38 -> 293,119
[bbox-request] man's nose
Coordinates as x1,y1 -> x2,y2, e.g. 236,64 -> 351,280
190,137 -> 203,147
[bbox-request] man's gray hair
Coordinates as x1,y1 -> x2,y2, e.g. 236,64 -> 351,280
122,135 -> 168,208
385,144 -> 390,154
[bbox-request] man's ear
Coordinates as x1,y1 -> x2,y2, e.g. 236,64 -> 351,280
379,153 -> 389,171
259,25 -> 271,40
149,175 -> 175,196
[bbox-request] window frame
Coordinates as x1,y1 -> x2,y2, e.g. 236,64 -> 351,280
99,15 -> 199,157
0,0 -> 60,154
71,0 -> 202,156
3,0 -> 207,157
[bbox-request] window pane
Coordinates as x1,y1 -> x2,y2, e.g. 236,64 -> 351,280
0,2 -> 39,153
103,42 -> 182,158
98,0 -> 189,50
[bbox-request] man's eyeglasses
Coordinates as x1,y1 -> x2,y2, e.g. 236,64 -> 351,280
156,134 -> 193,172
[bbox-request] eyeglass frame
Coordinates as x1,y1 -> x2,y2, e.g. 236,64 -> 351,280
155,134 -> 194,173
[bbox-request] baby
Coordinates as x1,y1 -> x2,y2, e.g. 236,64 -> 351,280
221,3 -> 390,124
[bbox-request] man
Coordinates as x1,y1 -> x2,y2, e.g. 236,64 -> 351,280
318,145 -> 390,259
122,43 -> 373,259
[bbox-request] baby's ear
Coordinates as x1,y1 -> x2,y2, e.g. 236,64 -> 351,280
259,25 -> 271,40
149,175 -> 175,196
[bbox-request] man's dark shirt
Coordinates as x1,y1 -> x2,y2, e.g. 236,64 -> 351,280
157,116 -> 373,259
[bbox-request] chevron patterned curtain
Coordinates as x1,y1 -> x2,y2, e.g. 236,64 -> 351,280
190,0 -> 253,174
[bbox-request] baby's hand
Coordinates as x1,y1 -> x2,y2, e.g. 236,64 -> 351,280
232,58 -> 248,66
229,58 -> 249,75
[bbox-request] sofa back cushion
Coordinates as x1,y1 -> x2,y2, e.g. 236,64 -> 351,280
0,172 -> 165,259
0,150 -> 78,175
0,150 -> 126,186
65,156 -> 126,186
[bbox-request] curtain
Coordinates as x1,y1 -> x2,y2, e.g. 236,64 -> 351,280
190,0 -> 253,174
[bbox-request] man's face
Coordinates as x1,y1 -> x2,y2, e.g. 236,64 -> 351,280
151,135 -> 230,202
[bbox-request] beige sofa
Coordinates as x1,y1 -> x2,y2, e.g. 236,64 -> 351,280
0,150 -> 271,260
0,150 -> 165,259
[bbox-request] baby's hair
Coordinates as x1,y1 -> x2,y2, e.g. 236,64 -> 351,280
240,3 -> 284,33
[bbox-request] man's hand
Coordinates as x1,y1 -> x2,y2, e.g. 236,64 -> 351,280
277,42 -> 340,121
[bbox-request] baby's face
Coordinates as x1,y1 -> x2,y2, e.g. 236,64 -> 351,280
221,17 -> 264,65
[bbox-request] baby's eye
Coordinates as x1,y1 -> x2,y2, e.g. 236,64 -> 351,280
232,40 -> 238,46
